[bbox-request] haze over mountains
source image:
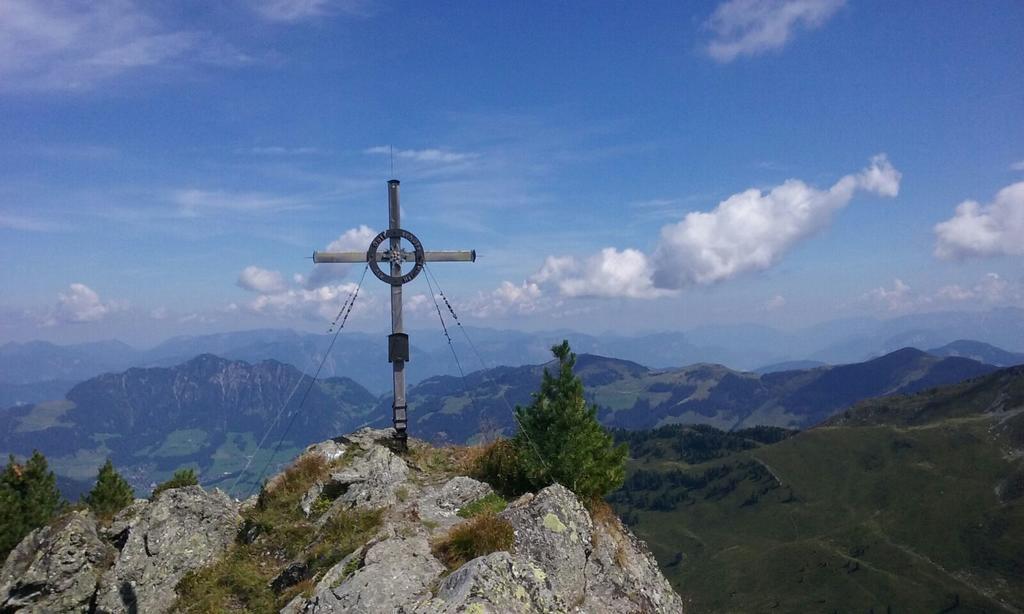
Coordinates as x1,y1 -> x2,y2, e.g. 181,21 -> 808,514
3,306 -> 1024,401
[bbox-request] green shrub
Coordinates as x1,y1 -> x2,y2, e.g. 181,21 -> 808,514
0,451 -> 64,559
432,513 -> 514,570
513,341 -> 628,503
471,438 -> 532,498
83,459 -> 134,521
151,467 -> 199,500
457,492 -> 507,518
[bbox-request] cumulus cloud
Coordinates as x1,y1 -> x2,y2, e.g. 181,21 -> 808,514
238,266 -> 288,294
935,273 -> 1014,304
533,249 -> 673,299
863,278 -> 913,312
0,0 -> 249,92
467,281 -> 544,318
705,0 -> 845,62
864,273 -> 1021,314
44,283 -> 123,325
364,146 -> 479,164
933,181 -> 1024,260
651,154 -> 900,288
306,225 -> 376,288
511,155 -> 899,301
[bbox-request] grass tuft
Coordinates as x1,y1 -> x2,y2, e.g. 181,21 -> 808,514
432,513 -> 514,570
457,492 -> 507,518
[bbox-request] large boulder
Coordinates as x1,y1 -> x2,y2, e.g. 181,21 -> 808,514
307,444 -> 409,518
584,512 -> 686,612
500,484 -> 593,606
93,486 -> 240,614
414,476 -> 494,531
287,534 -> 444,613
415,551 -> 566,613
0,510 -> 115,613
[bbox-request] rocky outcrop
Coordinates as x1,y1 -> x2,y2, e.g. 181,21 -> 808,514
2,429 -> 683,613
0,510 -> 114,613
93,486 -> 240,613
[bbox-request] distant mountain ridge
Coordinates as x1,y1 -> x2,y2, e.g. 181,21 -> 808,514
926,339 -> 1024,367
0,354 -> 377,498
383,347 -> 999,442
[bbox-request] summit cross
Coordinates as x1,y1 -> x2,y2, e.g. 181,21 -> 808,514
312,179 -> 476,447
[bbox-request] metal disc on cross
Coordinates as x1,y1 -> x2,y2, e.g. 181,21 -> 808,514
366,228 -> 425,285
311,179 -> 476,449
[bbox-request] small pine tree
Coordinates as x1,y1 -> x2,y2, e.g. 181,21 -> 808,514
0,451 -> 65,559
83,459 -> 135,521
151,468 -> 199,500
514,340 -> 628,502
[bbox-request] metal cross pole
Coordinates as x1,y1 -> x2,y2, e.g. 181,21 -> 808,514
312,179 -> 476,448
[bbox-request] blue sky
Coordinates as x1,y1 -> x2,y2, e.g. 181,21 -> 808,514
1,0 -> 1023,345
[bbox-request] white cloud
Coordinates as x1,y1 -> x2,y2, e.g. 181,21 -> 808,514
705,0 -> 845,62
0,212 -> 64,232
306,225 -> 376,288
172,189 -> 308,217
0,0 -> 249,92
44,283 -> 122,325
863,278 -> 912,312
651,154 -> 900,288
247,281 -> 372,321
534,249 -> 673,299
764,294 -> 786,310
252,0 -> 368,22
468,281 -> 544,318
514,155 -> 899,301
935,273 -> 1013,304
238,266 -> 288,294
1011,160 -> 1024,172
934,181 -> 1024,260
365,146 -> 479,164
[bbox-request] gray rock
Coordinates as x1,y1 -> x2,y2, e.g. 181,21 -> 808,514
416,551 -> 566,613
415,476 -> 493,531
292,535 -> 444,613
501,483 -> 593,606
303,438 -> 348,463
315,446 -> 409,518
0,511 -> 115,613
102,500 -> 149,550
94,486 -> 241,614
584,513 -> 686,613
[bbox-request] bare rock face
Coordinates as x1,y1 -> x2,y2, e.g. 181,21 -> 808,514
305,438 -> 409,520
292,534 -> 445,613
501,484 -> 593,606
93,486 -> 240,614
0,510 -> 115,613
415,476 -> 494,531
418,551 -> 566,613
585,513 -> 686,613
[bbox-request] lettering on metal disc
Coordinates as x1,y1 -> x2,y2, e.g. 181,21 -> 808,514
367,228 -> 425,285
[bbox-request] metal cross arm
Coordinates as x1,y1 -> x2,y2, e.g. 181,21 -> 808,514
312,250 -> 476,263
310,179 -> 475,449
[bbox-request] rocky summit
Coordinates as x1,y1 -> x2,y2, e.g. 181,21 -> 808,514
0,428 -> 684,613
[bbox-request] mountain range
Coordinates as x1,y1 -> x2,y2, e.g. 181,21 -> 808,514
4,306 -> 1023,395
0,344 -> 1006,500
